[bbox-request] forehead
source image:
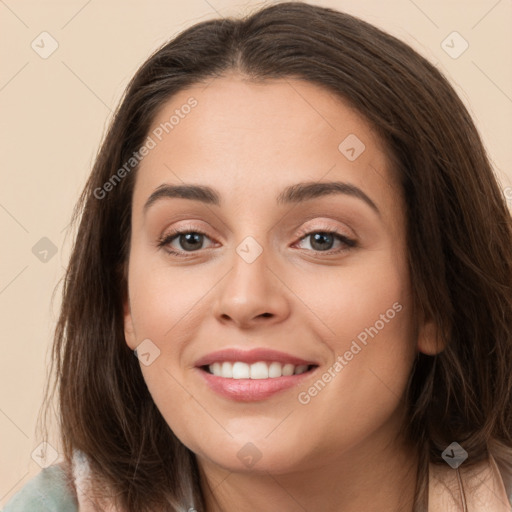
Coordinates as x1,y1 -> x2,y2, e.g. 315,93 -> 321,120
133,74 -> 400,219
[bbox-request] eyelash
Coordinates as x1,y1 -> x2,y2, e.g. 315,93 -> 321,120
157,225 -> 357,258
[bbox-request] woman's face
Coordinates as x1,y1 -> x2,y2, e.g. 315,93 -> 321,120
124,75 -> 434,475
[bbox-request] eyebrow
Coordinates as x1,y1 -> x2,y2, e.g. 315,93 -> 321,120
143,181 -> 380,216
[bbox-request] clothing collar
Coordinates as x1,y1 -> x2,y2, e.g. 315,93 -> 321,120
429,454 -> 511,511
71,450 -> 510,511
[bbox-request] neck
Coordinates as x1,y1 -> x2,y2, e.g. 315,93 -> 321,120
197,430 -> 419,512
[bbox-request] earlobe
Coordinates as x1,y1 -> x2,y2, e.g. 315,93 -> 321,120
120,264 -> 137,350
123,299 -> 137,350
417,319 -> 445,355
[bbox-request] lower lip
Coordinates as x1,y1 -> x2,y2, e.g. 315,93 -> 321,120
197,367 -> 316,401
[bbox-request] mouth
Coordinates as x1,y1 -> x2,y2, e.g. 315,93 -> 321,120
194,348 -> 319,401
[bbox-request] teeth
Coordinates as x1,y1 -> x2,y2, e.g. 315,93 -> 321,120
221,362 -> 232,378
283,363 -> 295,376
294,365 -> 308,375
232,362 -> 250,379
207,361 -> 311,379
250,361 -> 268,379
268,362 -> 282,378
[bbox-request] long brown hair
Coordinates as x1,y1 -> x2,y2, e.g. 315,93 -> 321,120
39,2 -> 512,510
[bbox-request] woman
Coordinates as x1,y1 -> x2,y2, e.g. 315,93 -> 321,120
5,2 -> 512,511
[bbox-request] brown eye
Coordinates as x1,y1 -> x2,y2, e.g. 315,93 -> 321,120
158,229 -> 215,256
296,231 -> 356,254
173,232 -> 205,251
308,232 -> 335,251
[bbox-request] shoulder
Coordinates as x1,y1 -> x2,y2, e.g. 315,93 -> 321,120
2,463 -> 78,512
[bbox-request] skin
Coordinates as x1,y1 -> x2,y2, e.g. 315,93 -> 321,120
123,74 -> 439,512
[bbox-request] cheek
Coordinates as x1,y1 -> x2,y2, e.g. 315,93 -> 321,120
127,251 -> 213,342
292,250 -> 416,424
126,249 -> 224,449
292,247 -> 413,354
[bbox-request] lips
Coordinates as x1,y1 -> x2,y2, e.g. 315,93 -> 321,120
195,348 -> 319,401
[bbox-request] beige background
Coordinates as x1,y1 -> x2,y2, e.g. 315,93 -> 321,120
1,0 -> 511,505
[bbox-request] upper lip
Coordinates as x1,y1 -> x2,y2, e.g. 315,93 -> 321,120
194,348 -> 318,367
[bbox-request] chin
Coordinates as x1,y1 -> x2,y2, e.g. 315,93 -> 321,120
190,432 -> 313,475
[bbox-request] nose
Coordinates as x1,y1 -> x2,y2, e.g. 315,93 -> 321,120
212,241 -> 290,329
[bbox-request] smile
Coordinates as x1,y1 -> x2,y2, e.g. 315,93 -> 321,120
205,361 -> 313,379
194,348 -> 319,401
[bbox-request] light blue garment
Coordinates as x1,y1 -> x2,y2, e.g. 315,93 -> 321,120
2,464 -> 77,512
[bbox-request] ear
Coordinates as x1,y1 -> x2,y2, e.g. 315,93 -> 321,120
120,262 -> 137,351
123,296 -> 138,351
417,317 -> 445,355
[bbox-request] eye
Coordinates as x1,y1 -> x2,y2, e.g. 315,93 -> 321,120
294,229 -> 356,254
157,228 -> 216,256
157,225 -> 357,258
